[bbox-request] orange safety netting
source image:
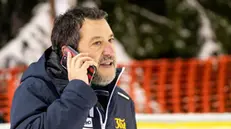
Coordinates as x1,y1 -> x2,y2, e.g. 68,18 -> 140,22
118,56 -> 231,114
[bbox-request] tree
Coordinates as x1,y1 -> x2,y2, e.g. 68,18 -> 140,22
99,0 -> 231,59
0,0 -> 45,48
1,0 -> 231,60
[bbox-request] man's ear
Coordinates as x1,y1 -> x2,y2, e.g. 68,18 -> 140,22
61,45 -> 66,56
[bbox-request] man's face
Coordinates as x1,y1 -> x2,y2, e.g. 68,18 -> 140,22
78,18 -> 116,86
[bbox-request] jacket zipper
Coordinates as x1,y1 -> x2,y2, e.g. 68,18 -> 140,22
95,67 -> 125,129
96,107 -> 106,129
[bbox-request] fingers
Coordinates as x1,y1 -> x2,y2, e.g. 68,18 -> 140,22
66,52 -> 98,83
75,56 -> 94,68
70,53 -> 89,69
67,53 -> 91,69
81,61 -> 98,71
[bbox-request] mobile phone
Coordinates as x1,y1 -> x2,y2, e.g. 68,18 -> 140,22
60,46 -> 96,84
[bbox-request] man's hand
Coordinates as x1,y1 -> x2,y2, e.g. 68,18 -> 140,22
67,52 -> 97,85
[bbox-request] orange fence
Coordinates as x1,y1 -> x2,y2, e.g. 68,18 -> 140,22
118,56 -> 231,114
0,66 -> 26,122
0,56 -> 231,122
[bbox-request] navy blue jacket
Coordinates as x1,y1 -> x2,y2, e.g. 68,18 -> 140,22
10,47 -> 137,129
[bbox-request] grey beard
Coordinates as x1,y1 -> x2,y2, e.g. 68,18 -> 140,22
91,71 -> 116,86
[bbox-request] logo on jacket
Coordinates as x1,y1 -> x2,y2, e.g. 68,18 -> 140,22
115,118 -> 126,129
83,117 -> 93,128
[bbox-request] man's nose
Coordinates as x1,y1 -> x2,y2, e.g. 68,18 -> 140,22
102,43 -> 114,56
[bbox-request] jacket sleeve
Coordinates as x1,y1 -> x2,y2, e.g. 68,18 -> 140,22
10,78 -> 97,129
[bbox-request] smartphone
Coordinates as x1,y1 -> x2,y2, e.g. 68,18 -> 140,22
60,46 -> 96,84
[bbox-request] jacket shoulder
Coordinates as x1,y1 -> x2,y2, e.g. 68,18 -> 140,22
16,77 -> 58,103
116,86 -> 133,102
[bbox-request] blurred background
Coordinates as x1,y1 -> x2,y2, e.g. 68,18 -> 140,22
1,0 -> 231,128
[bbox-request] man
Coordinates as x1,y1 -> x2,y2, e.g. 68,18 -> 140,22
10,7 -> 137,129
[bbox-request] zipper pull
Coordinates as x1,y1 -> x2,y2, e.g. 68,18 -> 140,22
102,123 -> 106,129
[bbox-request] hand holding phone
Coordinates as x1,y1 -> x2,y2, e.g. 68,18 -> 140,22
60,46 -> 97,85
